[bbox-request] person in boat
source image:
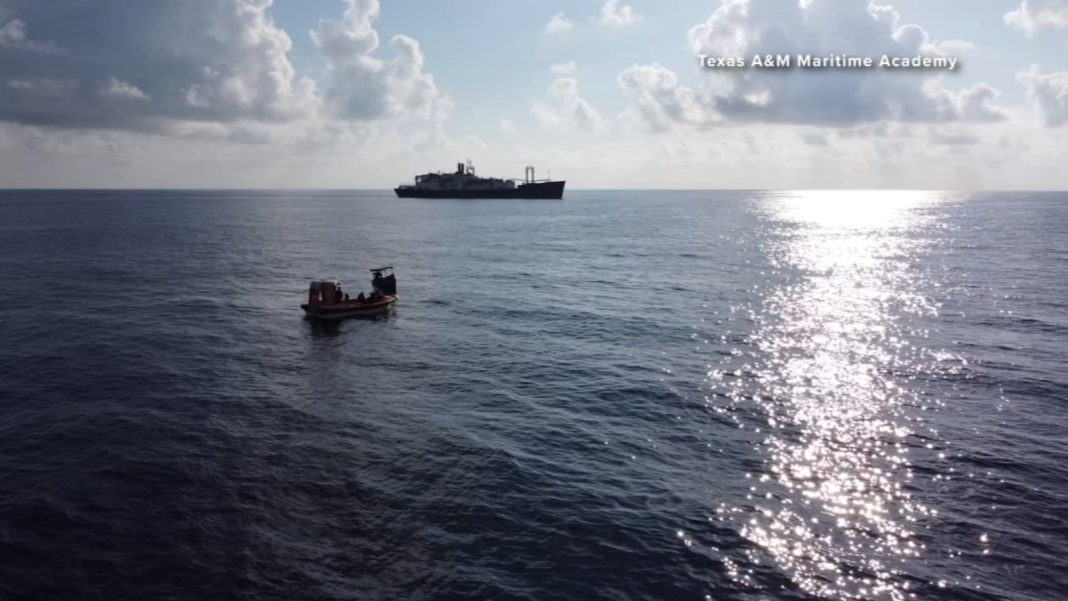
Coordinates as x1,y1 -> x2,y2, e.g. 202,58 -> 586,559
344,293 -> 350,301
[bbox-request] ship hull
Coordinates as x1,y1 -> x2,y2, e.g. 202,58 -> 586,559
395,181 -> 565,199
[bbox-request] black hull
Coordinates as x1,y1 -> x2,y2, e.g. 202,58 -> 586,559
395,181 -> 565,199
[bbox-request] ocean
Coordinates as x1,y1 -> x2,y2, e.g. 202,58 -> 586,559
0,189 -> 1066,600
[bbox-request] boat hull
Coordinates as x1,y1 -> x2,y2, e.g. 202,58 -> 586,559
394,181 -> 565,199
302,296 -> 396,320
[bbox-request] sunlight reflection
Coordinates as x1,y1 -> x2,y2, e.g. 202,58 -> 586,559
710,190 -> 943,600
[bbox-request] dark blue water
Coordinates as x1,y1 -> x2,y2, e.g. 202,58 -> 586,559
1,190 -> 1066,600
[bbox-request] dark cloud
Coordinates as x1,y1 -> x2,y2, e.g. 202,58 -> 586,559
0,0 -> 447,136
0,0 -> 317,132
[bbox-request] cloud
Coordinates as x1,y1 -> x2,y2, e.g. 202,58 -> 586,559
617,63 -> 714,131
620,0 -> 1005,130
1018,66 -> 1068,126
0,0 -> 447,139
549,61 -> 577,77
0,1 -> 317,132
1005,0 -> 1068,35
925,80 -> 1007,121
836,121 -> 913,140
6,77 -> 78,98
928,128 -> 980,145
499,118 -> 517,133
800,131 -> 828,145
598,0 -> 642,28
545,13 -> 575,34
312,0 -> 448,122
0,19 -> 61,53
532,69 -> 603,131
100,77 -> 150,101
930,39 -> 976,55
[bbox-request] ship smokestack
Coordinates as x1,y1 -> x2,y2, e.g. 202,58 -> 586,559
457,162 -> 465,175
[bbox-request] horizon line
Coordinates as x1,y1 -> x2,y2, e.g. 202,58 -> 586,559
2,187 -> 1067,193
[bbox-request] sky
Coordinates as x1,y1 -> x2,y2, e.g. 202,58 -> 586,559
0,0 -> 1066,189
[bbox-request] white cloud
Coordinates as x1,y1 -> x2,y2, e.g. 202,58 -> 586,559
312,0 -> 448,122
617,63 -> 714,132
598,0 -> 642,28
532,73 -> 603,131
549,61 -> 577,77
1005,0 -> 1068,35
925,80 -> 1007,122
544,13 -> 575,34
619,0 -> 1004,130
0,19 -> 61,53
100,76 -> 149,101
930,39 -> 976,55
499,118 -> 517,133
175,1 -> 317,121
1018,66 -> 1068,126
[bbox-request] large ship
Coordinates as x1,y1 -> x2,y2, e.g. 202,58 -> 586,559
395,162 -> 565,199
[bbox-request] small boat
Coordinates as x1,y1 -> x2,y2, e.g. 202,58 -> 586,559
302,267 -> 397,320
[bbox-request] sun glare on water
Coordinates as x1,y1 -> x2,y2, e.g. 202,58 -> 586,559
709,190 -> 944,600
